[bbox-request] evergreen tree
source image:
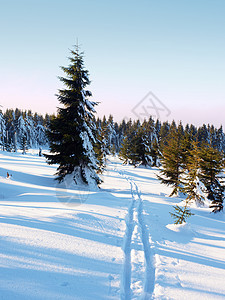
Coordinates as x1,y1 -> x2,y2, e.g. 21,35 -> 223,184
197,124 -> 210,146
198,145 -> 224,213
119,120 -> 136,165
150,139 -> 161,167
155,119 -> 161,140
113,121 -> 120,153
105,115 -> 117,154
93,119 -> 107,174
36,123 -> 48,146
158,126 -> 184,196
21,133 -> 28,154
130,124 -> 152,166
45,45 -> 100,185
4,109 -> 16,151
215,126 -> 224,152
17,115 -> 27,150
119,135 -> 131,164
119,120 -> 152,167
159,120 -> 170,150
170,200 -> 194,224
182,141 -> 205,205
25,112 -> 36,148
179,122 -> 196,170
0,111 -> 6,151
209,125 -> 217,148
118,119 -> 127,151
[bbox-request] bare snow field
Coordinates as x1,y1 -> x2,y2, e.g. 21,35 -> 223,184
0,151 -> 225,299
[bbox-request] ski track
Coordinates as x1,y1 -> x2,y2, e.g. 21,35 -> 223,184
117,168 -> 155,300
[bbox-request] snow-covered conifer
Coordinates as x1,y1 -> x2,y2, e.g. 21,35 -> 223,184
93,119 -> 107,174
199,145 -> 224,213
215,126 -> 224,152
0,111 -> 6,150
45,45 -> 100,185
17,115 -> 27,150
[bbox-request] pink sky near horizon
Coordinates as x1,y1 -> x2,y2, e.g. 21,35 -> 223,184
1,77 -> 225,129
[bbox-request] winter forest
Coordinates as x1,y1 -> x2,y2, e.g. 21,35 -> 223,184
1,105 -> 225,214
1,109 -> 225,158
0,109 -> 51,152
1,45 -> 225,300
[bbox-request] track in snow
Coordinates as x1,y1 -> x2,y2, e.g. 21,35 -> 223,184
117,169 -> 155,300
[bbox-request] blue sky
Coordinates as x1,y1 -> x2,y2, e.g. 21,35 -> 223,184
1,0 -> 225,127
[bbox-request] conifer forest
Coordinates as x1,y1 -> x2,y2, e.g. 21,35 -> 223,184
1,105 -> 225,213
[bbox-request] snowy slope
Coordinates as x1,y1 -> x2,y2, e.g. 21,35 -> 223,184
0,151 -> 225,299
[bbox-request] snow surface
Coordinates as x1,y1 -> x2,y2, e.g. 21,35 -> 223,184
0,151 -> 225,299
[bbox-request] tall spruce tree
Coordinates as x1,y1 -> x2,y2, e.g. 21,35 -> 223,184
45,46 -> 100,185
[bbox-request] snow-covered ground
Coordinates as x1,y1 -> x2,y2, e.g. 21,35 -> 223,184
0,151 -> 225,299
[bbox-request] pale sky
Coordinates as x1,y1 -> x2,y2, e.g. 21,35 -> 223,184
1,0 -> 225,127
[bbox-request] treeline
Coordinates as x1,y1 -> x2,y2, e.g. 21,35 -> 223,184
0,108 -> 53,152
0,108 -> 224,213
93,115 -> 225,166
93,115 -> 225,213
157,125 -> 224,214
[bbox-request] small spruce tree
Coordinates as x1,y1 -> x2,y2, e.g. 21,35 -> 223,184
170,200 -> 194,224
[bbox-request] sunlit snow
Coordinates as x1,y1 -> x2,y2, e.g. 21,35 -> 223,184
0,151 -> 225,299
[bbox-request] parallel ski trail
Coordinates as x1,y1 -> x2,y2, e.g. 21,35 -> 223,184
133,181 -> 155,298
117,169 -> 155,299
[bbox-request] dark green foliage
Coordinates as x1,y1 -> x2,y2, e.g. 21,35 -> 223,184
0,108 -> 50,152
119,135 -> 131,164
198,145 -> 224,213
119,119 -> 138,164
215,126 -> 224,152
159,121 -> 170,149
130,125 -> 152,166
150,139 -> 161,167
93,119 -> 107,174
181,124 -> 196,168
105,115 -> 117,154
197,124 -> 210,146
119,118 -> 159,167
158,125 -> 185,196
45,46 -> 100,184
21,134 -> 28,154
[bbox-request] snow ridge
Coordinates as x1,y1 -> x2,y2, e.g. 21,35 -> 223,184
118,169 -> 155,299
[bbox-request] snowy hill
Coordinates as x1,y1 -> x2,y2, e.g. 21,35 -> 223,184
0,151 -> 225,299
